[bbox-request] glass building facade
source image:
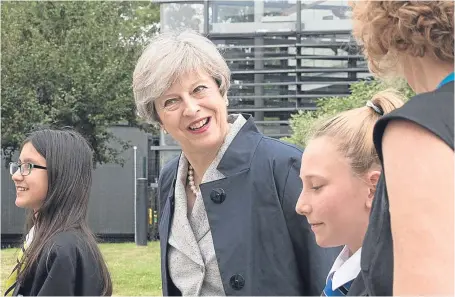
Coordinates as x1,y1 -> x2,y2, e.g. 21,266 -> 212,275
152,0 -> 371,174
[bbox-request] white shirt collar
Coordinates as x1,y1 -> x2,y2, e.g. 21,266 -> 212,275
25,226 -> 35,248
327,245 -> 362,290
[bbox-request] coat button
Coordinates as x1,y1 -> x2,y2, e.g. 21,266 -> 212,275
230,274 -> 245,290
210,188 -> 226,204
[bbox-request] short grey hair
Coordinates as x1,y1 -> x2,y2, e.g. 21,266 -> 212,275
133,30 -> 231,123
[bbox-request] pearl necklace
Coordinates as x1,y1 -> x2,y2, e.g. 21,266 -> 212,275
187,164 -> 198,196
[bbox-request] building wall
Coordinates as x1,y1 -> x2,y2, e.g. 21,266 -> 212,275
87,126 -> 149,235
156,0 -> 368,143
159,0 -> 352,34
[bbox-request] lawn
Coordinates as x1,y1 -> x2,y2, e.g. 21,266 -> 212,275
1,242 -> 162,296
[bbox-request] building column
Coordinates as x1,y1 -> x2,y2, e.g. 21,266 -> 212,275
254,1 -> 265,130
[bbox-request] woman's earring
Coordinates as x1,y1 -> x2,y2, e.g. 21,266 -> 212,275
225,99 -> 229,106
163,129 -> 168,134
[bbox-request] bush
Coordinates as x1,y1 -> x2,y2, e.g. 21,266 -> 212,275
282,79 -> 415,148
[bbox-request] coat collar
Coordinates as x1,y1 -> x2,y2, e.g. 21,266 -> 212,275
216,113 -> 261,177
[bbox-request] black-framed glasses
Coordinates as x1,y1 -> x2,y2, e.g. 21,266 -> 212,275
9,162 -> 47,176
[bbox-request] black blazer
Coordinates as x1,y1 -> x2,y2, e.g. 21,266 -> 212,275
347,274 -> 368,296
14,230 -> 106,296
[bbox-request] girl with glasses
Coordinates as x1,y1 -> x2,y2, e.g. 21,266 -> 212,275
4,129 -> 112,296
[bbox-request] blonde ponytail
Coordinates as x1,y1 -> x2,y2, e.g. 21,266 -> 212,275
311,89 -> 405,174
370,89 -> 405,116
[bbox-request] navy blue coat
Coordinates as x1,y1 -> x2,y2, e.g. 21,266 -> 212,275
158,114 -> 339,296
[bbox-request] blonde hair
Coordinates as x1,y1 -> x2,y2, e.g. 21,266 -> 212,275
133,29 -> 231,123
351,1 -> 454,77
311,90 -> 405,174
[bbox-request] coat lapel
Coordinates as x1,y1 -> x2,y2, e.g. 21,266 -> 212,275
158,188 -> 174,296
168,156 -> 204,266
189,193 -> 211,242
216,114 -> 261,177
189,140 -> 228,242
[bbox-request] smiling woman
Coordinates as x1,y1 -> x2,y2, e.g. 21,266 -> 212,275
4,129 -> 112,296
10,144 -> 48,211
154,71 -> 230,158
132,29 -> 339,296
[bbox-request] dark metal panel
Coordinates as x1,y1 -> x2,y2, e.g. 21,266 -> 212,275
229,94 -> 348,99
231,67 -> 369,74
203,0 -> 209,34
1,154 -> 26,235
88,126 -> 150,235
230,80 -> 363,87
227,107 -> 318,112
208,30 -> 352,39
225,55 -> 364,62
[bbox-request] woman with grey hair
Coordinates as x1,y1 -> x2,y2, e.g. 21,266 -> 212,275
133,29 -> 338,296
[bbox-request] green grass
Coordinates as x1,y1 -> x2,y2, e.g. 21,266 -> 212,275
1,242 -> 162,296
1,248 -> 17,295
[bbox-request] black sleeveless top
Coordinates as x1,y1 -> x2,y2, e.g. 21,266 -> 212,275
358,81 -> 454,296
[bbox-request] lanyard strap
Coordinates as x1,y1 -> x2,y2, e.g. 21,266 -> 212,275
437,72 -> 455,89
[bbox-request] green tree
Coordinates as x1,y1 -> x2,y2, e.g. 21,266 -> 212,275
161,3 -> 203,32
1,1 -> 160,165
282,79 -> 415,148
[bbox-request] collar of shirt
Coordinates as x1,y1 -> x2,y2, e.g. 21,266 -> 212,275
327,245 -> 362,290
25,226 -> 35,248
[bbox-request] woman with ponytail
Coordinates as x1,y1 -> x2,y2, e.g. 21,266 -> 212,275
295,90 -> 404,296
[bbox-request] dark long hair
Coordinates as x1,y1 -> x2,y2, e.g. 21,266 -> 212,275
17,129 -> 112,295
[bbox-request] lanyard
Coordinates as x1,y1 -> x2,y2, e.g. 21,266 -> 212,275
437,72 -> 454,89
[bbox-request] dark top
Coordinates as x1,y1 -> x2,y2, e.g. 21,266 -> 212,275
14,230 -> 107,296
359,81 -> 454,295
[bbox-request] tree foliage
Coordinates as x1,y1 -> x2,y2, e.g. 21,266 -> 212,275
282,79 -> 415,148
161,3 -> 203,32
1,1 -> 160,165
